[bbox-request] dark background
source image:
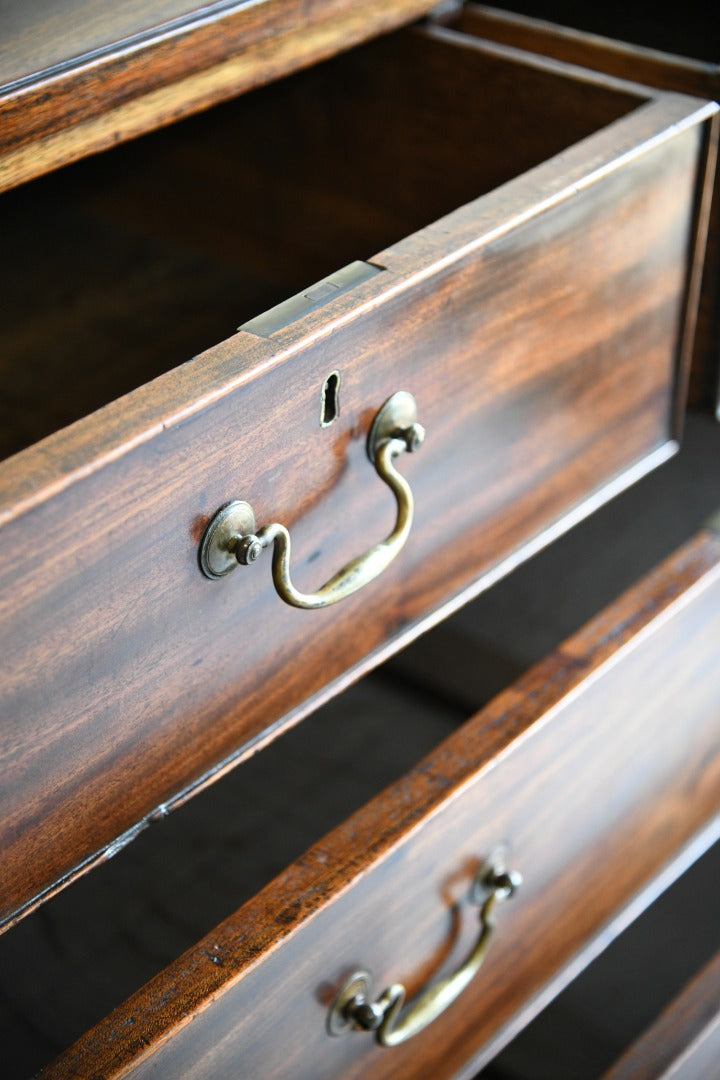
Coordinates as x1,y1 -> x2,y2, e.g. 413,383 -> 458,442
484,1 -> 714,62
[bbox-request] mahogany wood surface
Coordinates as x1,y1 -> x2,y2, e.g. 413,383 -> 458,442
449,4 -> 720,413
0,0 -> 438,193
603,950 -> 720,1079
41,528 -> 720,1078
0,40 -> 715,930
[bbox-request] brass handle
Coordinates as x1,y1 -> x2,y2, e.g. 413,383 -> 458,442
199,392 -> 424,609
327,856 -> 522,1047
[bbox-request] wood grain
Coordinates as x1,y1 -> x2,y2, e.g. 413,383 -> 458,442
0,0 -> 438,193
39,528 -> 720,1078
603,950 -> 720,1079
0,67 -> 714,930
448,4 -> 720,414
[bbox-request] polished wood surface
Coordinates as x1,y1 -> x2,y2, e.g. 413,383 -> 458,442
0,0 -> 437,193
449,4 -> 720,413
0,32 -> 714,929
604,950 -> 720,1079
40,528 -> 720,1078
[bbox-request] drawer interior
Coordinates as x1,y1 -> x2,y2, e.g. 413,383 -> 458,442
0,24 -> 643,462
2,411 -> 718,1078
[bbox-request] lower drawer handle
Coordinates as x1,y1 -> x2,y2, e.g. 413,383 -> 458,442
327,856 -> 521,1046
199,391 -> 424,609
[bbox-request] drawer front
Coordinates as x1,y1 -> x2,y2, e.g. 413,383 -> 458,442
43,525 -> 720,1078
0,29 -> 716,928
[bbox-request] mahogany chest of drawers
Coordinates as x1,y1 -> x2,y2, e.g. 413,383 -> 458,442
1,2 -> 718,1076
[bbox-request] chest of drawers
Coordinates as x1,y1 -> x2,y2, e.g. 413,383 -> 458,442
1,3 -> 719,1076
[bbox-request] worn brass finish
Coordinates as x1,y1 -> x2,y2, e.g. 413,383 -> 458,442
326,971 -> 376,1037
198,500 -> 256,579
327,855 -> 522,1046
199,392 -> 424,608
239,261 -> 383,338
366,389 -> 424,461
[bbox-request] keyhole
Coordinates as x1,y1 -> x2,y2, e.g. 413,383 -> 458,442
321,371 -> 340,427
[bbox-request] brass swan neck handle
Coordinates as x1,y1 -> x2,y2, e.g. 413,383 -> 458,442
327,856 -> 522,1047
199,392 -> 424,610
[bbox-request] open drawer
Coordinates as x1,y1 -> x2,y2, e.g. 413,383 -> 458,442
0,23 -> 717,929
435,2 -> 720,414
25,495 -> 720,1078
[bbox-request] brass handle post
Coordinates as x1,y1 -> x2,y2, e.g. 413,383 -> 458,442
199,392 -> 424,609
327,857 -> 522,1047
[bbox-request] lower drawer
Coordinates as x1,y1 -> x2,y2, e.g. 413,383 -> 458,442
34,486 -> 720,1077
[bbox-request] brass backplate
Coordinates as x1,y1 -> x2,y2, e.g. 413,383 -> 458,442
199,500 -> 256,579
